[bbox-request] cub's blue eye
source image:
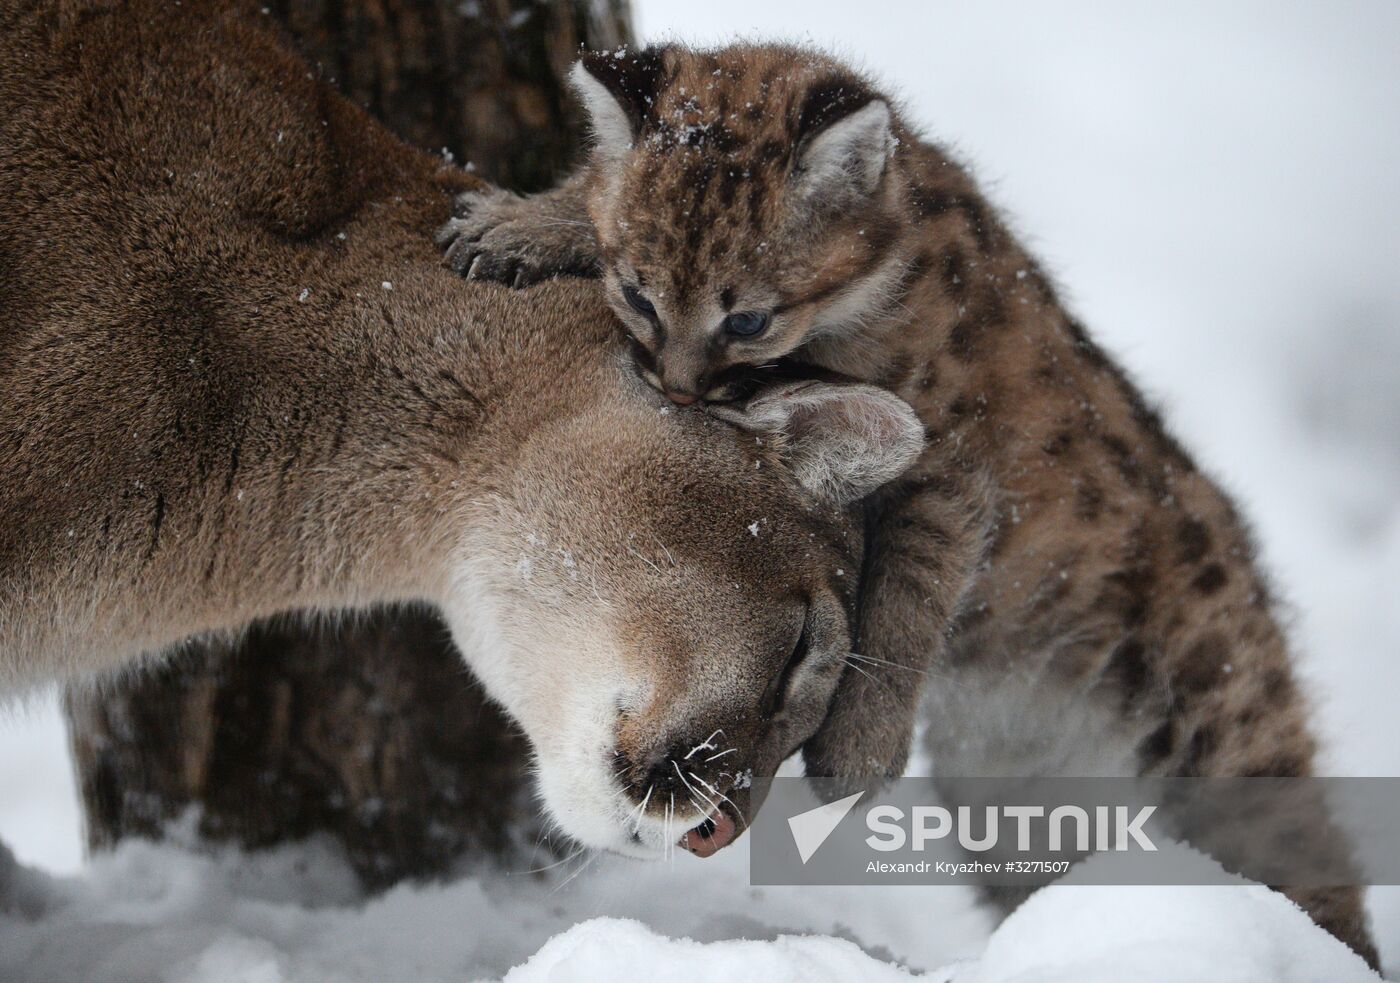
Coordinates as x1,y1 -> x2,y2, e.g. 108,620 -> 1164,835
623,284 -> 656,317
723,311 -> 770,338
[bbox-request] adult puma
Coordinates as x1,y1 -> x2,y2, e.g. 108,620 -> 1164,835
0,1 -> 922,857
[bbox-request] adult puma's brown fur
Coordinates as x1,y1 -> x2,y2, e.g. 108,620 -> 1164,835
0,1 -> 925,858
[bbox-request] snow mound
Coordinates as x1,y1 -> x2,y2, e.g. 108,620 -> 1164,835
499,850 -> 1380,983
955,850 -> 1379,983
500,918 -> 916,983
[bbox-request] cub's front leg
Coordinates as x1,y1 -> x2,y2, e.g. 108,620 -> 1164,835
803,462 -> 993,783
436,173 -> 600,287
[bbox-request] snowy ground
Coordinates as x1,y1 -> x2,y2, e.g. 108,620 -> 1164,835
3,2 -> 1398,979
0,832 -> 1381,981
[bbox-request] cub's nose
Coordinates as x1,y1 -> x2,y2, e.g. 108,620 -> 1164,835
654,362 -> 708,405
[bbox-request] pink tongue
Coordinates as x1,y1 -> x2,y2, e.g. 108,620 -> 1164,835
679,809 -> 738,857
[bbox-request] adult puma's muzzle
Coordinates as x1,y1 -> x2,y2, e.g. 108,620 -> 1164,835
441,377 -> 922,857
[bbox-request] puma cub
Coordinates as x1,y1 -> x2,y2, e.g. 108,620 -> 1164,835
439,44 -> 1377,962
0,6 -> 925,863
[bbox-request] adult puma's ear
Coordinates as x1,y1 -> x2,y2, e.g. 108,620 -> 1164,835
571,46 -> 669,162
792,79 -> 893,201
719,382 -> 924,505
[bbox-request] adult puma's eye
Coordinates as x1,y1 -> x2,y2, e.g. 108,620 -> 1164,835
722,311 -> 769,338
623,284 -> 656,318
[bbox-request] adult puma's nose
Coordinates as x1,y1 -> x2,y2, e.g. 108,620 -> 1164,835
621,744 -> 745,855
680,807 -> 738,857
665,388 -> 699,405
639,753 -> 691,796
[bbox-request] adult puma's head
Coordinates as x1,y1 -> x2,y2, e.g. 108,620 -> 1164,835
443,371 -> 922,857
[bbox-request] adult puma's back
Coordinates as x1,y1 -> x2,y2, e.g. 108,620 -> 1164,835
0,0 -> 471,675
0,1 -> 924,857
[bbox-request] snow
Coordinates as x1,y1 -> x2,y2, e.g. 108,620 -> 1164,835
0,824 -> 989,982
0,835 -> 1380,981
4,2 -> 1399,979
958,851 -> 1378,983
502,920 -> 917,983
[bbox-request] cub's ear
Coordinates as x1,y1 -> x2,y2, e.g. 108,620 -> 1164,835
718,382 -> 924,505
571,46 -> 669,162
792,81 -> 893,202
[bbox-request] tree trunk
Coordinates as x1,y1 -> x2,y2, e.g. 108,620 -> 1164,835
62,0 -> 634,890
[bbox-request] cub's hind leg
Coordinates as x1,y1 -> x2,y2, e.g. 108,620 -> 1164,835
919,626 -> 1379,968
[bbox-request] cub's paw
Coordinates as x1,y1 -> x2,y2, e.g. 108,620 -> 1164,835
436,189 -> 598,288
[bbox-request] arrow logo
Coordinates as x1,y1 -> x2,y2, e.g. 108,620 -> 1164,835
787,791 -> 864,863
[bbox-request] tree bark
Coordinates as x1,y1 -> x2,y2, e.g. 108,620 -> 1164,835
62,0 -> 634,890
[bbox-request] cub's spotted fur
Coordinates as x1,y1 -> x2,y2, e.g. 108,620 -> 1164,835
439,43 -> 1378,963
